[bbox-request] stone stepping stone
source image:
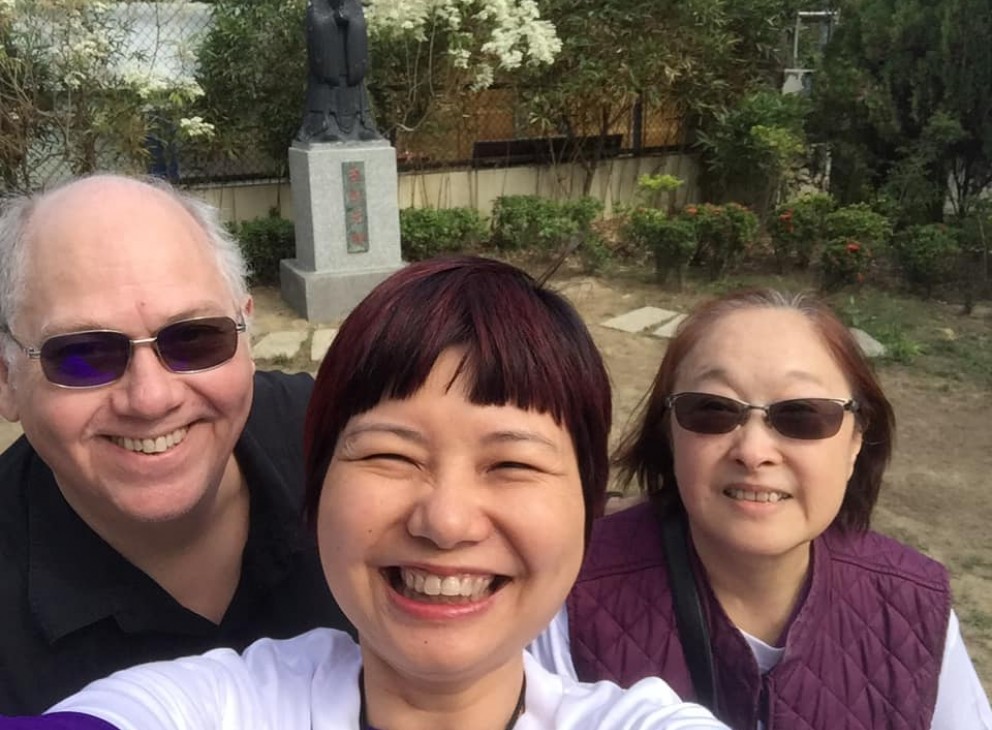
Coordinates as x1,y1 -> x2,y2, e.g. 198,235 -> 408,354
253,330 -> 308,360
602,307 -> 681,334
652,314 -> 688,339
850,327 -> 887,358
310,328 -> 338,362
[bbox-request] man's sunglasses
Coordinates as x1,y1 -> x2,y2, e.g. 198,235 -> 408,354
3,315 -> 246,389
665,392 -> 859,440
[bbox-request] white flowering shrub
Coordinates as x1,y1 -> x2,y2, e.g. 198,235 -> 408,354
366,0 -> 560,90
0,0 -> 213,188
36,1 -> 124,91
122,73 -> 215,141
178,115 -> 216,139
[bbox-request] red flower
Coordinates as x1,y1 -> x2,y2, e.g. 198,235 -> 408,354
846,241 -> 861,253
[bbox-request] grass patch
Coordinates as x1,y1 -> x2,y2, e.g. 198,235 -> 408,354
958,553 -> 992,575
876,524 -> 930,555
832,290 -> 991,385
926,334 -> 992,384
963,608 -> 992,635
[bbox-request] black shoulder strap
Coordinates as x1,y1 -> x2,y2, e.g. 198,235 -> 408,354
660,511 -> 719,713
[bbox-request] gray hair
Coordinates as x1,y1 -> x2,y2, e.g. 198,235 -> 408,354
0,174 -> 251,362
676,287 -> 819,325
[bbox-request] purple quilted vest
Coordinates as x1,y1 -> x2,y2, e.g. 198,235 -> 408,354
567,501 -> 951,730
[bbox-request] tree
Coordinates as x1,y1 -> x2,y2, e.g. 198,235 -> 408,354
812,0 -> 992,221
1,0 -> 47,190
519,0 -> 801,194
195,0 -> 307,172
696,89 -> 810,216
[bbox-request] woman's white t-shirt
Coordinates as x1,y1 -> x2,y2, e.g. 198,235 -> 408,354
50,628 -> 729,730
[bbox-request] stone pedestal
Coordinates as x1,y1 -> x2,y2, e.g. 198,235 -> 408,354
281,139 -> 404,322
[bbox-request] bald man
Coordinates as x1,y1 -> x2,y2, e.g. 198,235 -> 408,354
0,175 -> 350,713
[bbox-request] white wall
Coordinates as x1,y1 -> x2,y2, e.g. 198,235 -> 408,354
191,152 -> 701,224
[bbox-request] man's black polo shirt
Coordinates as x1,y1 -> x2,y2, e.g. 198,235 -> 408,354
0,371 -> 352,713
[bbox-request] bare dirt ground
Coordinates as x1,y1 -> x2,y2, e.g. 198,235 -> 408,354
2,273 -> 988,692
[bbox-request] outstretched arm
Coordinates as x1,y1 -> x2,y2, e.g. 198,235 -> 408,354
42,649 -> 272,730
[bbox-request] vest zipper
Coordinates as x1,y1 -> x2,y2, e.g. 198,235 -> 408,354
758,677 -> 771,729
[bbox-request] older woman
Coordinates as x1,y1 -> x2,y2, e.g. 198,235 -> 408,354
532,289 -> 991,730
9,257 -> 727,730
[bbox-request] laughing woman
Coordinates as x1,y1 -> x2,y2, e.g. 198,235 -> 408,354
11,257 -> 727,730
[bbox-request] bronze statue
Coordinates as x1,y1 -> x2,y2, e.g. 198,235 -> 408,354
297,0 -> 381,143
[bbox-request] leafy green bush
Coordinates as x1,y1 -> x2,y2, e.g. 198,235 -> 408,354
490,196 -> 569,251
624,208 -> 696,288
563,197 -> 608,271
490,195 -> 577,251
696,91 -> 809,213
562,196 -> 604,234
230,212 -> 295,285
956,201 -> 992,309
824,204 -> 892,250
815,203 -> 893,291
399,206 -> 488,261
768,193 -> 836,270
820,238 -> 872,292
685,202 -> 758,279
634,173 -> 684,212
959,200 -> 992,255
892,224 -> 960,297
489,195 -> 606,270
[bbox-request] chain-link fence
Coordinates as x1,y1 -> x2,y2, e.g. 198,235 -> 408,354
1,2 -> 216,191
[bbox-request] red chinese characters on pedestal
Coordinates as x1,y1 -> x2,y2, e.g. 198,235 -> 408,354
342,161 -> 369,253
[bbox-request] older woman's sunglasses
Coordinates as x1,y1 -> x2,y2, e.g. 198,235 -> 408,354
665,392 -> 859,440
4,316 -> 246,388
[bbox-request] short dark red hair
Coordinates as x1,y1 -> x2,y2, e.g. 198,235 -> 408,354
613,289 -> 894,532
304,256 -> 612,541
